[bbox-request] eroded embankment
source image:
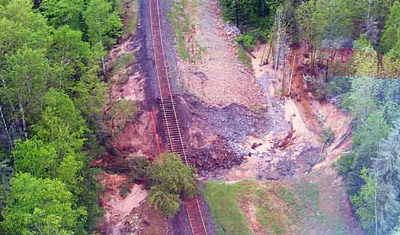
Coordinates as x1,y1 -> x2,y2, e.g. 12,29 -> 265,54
98,0 -> 172,233
170,0 -> 343,181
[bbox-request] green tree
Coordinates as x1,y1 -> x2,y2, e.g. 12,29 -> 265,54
12,90 -> 86,191
352,35 -> 379,77
41,89 -> 86,134
72,67 -> 107,123
372,118 -> 400,234
84,0 -> 122,47
343,77 -> 382,122
148,154 -> 197,216
49,26 -> 90,88
1,173 -> 87,235
84,0 -> 122,73
12,139 -> 57,178
381,2 -> 400,54
40,0 -> 84,30
1,47 -> 51,138
149,154 -> 197,197
148,186 -> 181,217
351,168 -> 378,235
0,0 -> 51,59
346,111 -> 390,194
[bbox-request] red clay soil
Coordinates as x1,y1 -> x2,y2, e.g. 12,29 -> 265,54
288,48 -> 323,135
109,110 -> 159,159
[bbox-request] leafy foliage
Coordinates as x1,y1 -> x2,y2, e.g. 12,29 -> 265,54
0,0 -> 124,232
350,168 -> 377,234
2,173 -> 87,235
148,154 -> 197,217
339,78 -> 400,233
148,186 -> 181,217
84,0 -> 122,47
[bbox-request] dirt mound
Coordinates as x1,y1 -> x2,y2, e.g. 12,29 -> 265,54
182,94 -> 271,173
188,138 -> 243,174
109,111 -> 158,159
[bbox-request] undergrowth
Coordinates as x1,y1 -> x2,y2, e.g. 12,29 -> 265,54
107,99 -> 138,135
169,0 -> 190,59
204,181 -> 253,235
236,43 -> 252,69
110,53 -> 136,77
205,180 -> 303,235
124,0 -> 138,37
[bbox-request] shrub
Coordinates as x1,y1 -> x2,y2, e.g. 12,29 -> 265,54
322,128 -> 334,145
127,156 -> 151,183
119,183 -> 131,198
236,33 -> 257,50
326,76 -> 352,98
107,99 -> 138,134
110,53 -> 136,76
148,154 -> 197,197
148,154 -> 197,216
148,186 -> 181,217
333,153 -> 355,175
237,44 -> 252,69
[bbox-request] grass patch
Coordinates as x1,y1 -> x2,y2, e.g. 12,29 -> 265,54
205,181 -> 302,235
237,44 -> 252,69
107,99 -> 138,135
124,0 -> 138,37
110,53 -> 136,77
204,181 -> 253,235
294,181 -> 320,214
254,183 -> 302,235
169,0 -> 191,59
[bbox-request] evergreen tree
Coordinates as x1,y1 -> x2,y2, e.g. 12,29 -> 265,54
372,118 -> 400,234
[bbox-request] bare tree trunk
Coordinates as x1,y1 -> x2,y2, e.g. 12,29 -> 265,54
18,102 -> 27,140
367,0 -> 373,31
274,10 -> 283,78
0,104 -> 12,152
266,41 -> 273,65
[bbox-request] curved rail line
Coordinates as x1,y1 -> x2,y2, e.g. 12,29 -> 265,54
148,0 -> 208,234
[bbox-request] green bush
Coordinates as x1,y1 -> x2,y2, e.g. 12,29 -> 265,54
326,76 -> 352,98
110,53 -> 136,76
322,128 -> 334,145
236,34 -> 257,50
237,44 -> 252,69
333,153 -> 355,175
127,156 -> 151,182
148,154 -> 197,216
119,183 -> 131,198
148,186 -> 181,217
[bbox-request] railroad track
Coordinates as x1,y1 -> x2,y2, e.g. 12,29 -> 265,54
149,0 -> 208,234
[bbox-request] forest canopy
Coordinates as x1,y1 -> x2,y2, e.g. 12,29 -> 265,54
0,0 -> 124,233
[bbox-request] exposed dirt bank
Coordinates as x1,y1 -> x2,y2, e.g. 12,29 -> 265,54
98,174 -> 169,235
98,0 -> 172,233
